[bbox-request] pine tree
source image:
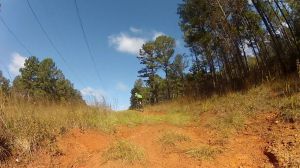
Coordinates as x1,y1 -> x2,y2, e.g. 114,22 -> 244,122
138,41 -> 159,104
154,35 -> 176,99
169,54 -> 187,98
18,56 -> 40,98
12,56 -> 83,102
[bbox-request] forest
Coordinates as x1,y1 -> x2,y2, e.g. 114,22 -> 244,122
0,56 -> 83,103
130,0 -> 300,109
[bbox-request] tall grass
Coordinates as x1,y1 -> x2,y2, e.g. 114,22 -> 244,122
0,95 -> 193,160
0,98 -> 110,155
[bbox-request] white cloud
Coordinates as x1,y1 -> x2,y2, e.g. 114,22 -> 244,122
116,82 -> 129,92
8,52 -> 27,76
108,33 -> 146,55
80,87 -> 107,104
130,27 -> 142,33
152,31 -> 165,40
108,29 -> 169,55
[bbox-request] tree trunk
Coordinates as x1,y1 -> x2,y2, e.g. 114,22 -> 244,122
251,0 -> 287,74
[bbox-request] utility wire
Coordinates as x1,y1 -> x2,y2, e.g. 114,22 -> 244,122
26,0 -> 67,63
0,15 -> 32,56
0,14 -> 25,81
0,63 -> 12,82
4,66 -> 12,81
26,0 -> 86,86
74,0 -> 105,87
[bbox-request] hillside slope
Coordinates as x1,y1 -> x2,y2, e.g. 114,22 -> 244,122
2,82 -> 300,167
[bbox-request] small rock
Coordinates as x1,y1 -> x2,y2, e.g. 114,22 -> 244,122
275,120 -> 279,124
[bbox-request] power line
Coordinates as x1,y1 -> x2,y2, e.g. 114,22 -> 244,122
74,0 -> 105,87
3,67 -> 12,82
0,59 -> 12,82
25,0 -> 86,86
26,0 -> 66,63
0,15 -> 32,56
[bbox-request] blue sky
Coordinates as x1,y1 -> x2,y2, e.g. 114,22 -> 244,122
0,0 -> 189,110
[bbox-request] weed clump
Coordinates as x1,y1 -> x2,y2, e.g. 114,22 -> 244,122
102,140 -> 145,163
208,111 -> 246,136
185,145 -> 221,160
278,94 -> 300,123
159,131 -> 191,146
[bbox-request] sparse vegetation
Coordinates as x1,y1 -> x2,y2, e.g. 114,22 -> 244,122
278,94 -> 300,123
208,111 -> 246,136
185,145 -> 221,160
147,83 -> 275,136
159,131 -> 191,146
102,140 -> 145,163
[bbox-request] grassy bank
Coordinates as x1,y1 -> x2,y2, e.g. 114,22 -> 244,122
0,78 -> 299,163
0,97 -> 192,161
145,78 -> 300,135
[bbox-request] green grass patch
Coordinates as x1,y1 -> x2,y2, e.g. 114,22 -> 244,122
102,140 -> 145,163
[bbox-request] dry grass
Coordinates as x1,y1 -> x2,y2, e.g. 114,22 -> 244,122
145,86 -> 272,136
158,131 -> 191,146
0,77 -> 299,162
0,95 -> 193,160
185,145 -> 221,160
0,135 -> 12,162
102,140 -> 145,163
278,94 -> 300,122
145,78 -> 300,136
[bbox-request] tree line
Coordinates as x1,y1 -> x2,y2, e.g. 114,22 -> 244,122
0,56 -> 83,103
130,0 -> 300,108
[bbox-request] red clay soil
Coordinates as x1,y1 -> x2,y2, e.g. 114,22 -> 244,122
6,112 -> 283,168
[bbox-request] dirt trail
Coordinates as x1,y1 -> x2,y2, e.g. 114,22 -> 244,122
11,112 -> 280,168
